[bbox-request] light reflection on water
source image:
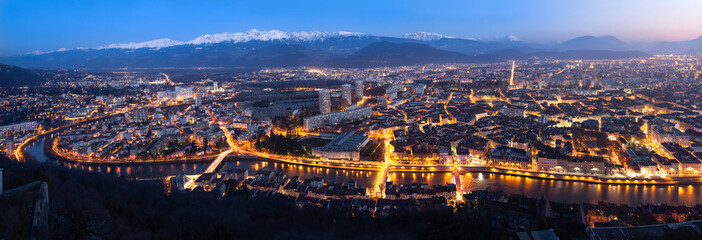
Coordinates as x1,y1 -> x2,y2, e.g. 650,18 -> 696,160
460,173 -> 702,206
25,138 -> 702,206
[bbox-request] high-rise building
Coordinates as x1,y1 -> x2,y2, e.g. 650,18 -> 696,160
194,95 -> 202,106
213,82 -> 219,91
175,86 -> 193,101
415,83 -> 426,95
342,84 -> 353,106
157,91 -> 177,103
355,80 -> 364,100
133,108 -> 148,123
319,89 -> 331,114
5,139 -> 13,157
386,85 -> 401,101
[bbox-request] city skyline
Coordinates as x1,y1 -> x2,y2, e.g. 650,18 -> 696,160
4,1 -> 702,239
3,0 -> 702,55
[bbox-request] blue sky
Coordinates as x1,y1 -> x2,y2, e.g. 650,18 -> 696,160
2,0 -> 702,56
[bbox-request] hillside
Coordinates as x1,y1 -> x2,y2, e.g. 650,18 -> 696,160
0,63 -> 45,87
0,155 -> 512,239
559,36 -> 633,51
324,42 -> 472,67
233,44 -> 335,67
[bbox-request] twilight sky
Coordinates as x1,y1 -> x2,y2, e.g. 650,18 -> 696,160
1,0 -> 702,56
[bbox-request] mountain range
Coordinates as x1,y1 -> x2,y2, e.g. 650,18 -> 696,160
1,29 -> 700,70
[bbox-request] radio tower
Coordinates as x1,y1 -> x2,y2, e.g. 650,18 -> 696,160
508,60 -> 516,89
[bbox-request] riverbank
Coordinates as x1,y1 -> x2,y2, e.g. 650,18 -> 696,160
31,133 -> 694,187
241,149 -> 684,186
45,137 -> 222,165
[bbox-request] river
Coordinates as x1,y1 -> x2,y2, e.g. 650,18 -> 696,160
25,138 -> 702,206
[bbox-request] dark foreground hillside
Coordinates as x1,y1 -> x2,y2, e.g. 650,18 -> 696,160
0,63 -> 45,87
0,155 -> 524,240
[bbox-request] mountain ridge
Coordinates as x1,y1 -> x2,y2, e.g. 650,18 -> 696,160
0,30 -> 683,70
24,29 -> 686,54
559,35 -> 633,51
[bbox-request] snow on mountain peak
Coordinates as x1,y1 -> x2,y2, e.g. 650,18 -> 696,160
97,38 -> 184,50
403,32 -> 476,41
404,32 -> 451,41
25,50 -> 49,55
186,29 -> 363,45
89,29 -> 368,50
489,34 -> 522,42
337,31 -> 364,36
505,35 -> 521,42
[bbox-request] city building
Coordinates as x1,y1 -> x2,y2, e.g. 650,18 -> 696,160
342,84 -> 353,106
486,145 -> 533,170
67,108 -> 93,119
175,86 -> 193,101
311,131 -> 370,161
243,98 -> 317,119
624,150 -> 657,175
587,220 -> 702,240
303,107 -> 372,131
498,108 -> 526,118
378,96 -> 387,108
650,122 -> 690,147
355,80 -> 363,100
386,85 -> 401,101
536,153 -> 608,174
132,108 -> 148,123
157,91 -> 177,103
194,95 -> 202,107
0,121 -> 38,134
415,83 -> 426,95
5,139 -> 13,157
319,89 -> 331,114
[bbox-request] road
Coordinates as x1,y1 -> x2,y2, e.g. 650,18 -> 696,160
374,133 -> 394,198
203,124 -> 238,174
452,163 -> 462,192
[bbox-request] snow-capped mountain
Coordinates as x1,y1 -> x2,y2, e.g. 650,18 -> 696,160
186,29 -> 364,45
404,32 -> 477,41
0,30 -> 658,69
94,29 -> 366,50
97,38 -> 184,50
404,32 -> 452,41
493,35 -> 522,42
